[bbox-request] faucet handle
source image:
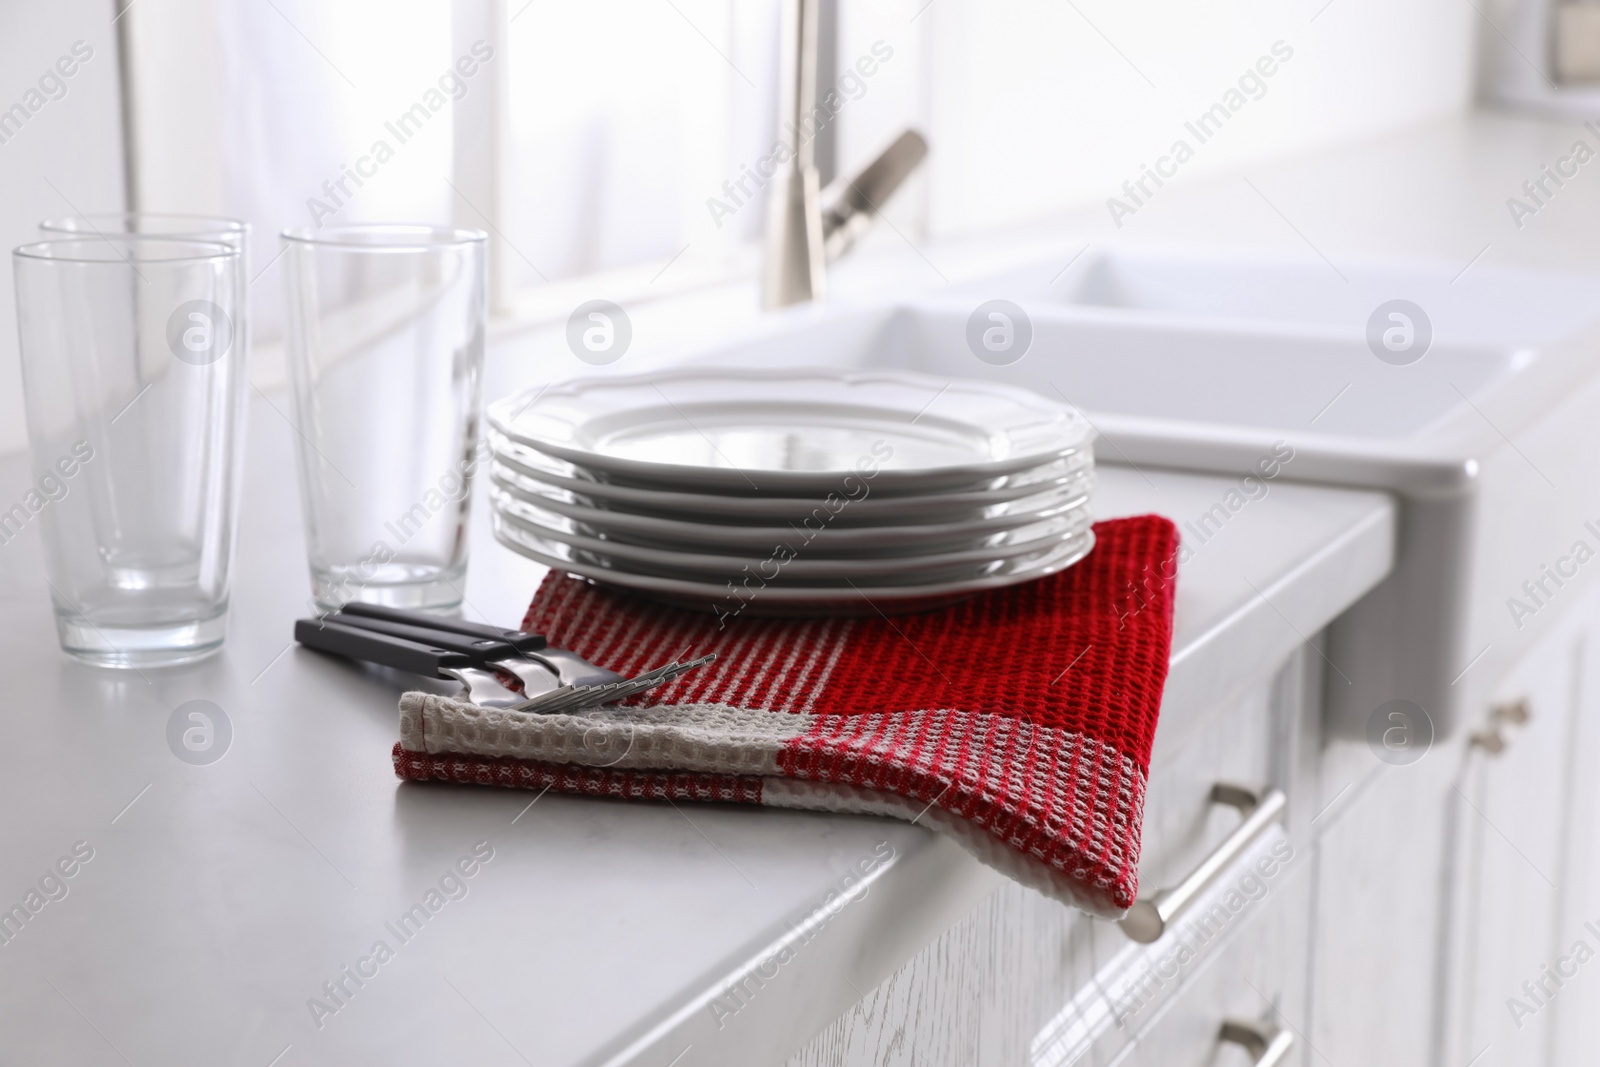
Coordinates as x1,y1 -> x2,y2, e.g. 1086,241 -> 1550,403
820,129 -> 930,262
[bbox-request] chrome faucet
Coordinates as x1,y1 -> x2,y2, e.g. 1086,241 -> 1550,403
762,0 -> 928,309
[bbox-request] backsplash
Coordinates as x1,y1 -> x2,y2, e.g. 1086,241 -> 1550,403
839,0 -> 1476,237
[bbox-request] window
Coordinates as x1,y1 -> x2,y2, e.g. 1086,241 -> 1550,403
126,0 -> 813,343
501,0 -> 782,287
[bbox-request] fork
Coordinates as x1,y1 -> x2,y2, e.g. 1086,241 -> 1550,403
297,608 -> 713,712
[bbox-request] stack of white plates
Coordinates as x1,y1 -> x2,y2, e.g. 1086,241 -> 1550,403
485,367 -> 1096,616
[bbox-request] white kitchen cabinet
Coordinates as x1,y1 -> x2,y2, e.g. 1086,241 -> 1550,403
1548,598 -> 1600,1063
790,588 -> 1600,1067
1304,736 -> 1455,1065
787,604 -> 1600,1067
1115,861 -> 1309,1067
1308,585 -> 1600,1067
788,650 -> 1313,1067
1444,594 -> 1598,1066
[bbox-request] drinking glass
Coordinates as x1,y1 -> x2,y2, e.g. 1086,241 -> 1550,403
39,215 -> 251,357
13,237 -> 248,667
39,213 -> 248,252
280,224 -> 488,611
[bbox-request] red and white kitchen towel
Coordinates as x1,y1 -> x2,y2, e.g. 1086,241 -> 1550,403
393,515 -> 1178,917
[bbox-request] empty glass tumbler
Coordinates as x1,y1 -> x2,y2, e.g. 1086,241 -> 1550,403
39,214 -> 250,354
39,213 -> 249,255
280,225 -> 488,611
13,236 -> 248,667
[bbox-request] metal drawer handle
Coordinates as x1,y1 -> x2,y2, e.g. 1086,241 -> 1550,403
1119,783 -> 1287,943
1471,699 -> 1530,756
1219,1018 -> 1294,1066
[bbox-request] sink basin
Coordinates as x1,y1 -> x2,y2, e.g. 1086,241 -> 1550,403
886,307 -> 1529,442
998,246 -> 1600,348
669,250 -> 1600,737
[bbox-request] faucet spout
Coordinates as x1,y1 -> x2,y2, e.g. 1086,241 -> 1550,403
762,0 -> 927,309
763,0 -> 828,308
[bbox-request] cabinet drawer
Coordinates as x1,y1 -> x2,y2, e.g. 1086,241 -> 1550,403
789,654 -> 1306,1067
1139,672 -> 1279,902
1031,822 -> 1308,1066
1112,847 -> 1309,1067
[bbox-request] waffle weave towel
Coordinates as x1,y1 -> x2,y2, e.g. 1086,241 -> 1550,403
393,515 -> 1178,917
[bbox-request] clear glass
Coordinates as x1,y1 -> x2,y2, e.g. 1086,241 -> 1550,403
13,236 -> 248,667
39,213 -> 249,250
280,224 -> 488,611
40,215 -> 251,379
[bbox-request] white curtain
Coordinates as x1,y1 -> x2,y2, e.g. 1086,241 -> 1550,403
128,0 -> 856,349
500,0 -> 781,287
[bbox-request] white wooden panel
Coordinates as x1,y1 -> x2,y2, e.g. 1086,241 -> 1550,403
788,651 -> 1304,1066
1549,594 -> 1600,1063
1306,738 -> 1455,1065
1450,605 -> 1588,1066
1037,825 -> 1305,1067
1117,861 -> 1310,1067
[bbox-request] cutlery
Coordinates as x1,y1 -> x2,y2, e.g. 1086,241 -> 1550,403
296,609 -> 715,712
506,655 -> 717,715
318,612 -> 564,699
335,602 -> 627,688
294,618 -> 535,709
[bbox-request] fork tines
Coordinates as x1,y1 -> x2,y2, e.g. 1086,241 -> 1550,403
513,653 -> 717,714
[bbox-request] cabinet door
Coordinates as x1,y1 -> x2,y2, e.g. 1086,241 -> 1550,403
1534,594 -> 1600,1067
1310,594 -> 1599,1067
1448,605 -> 1590,1066
1307,736 -> 1454,1066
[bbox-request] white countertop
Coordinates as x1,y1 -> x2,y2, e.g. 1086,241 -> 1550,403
0,374 -> 1393,1064
25,102 -> 1595,1065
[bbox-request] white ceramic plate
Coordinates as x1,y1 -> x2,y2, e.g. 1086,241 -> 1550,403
488,462 -> 1093,555
491,487 -> 1092,582
487,367 -> 1093,493
489,430 -> 1093,525
491,511 -> 1096,616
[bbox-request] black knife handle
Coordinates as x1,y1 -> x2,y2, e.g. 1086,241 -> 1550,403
294,618 -> 469,677
337,601 -> 548,652
327,613 -> 520,660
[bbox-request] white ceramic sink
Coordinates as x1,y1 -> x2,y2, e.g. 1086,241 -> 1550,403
884,303 -> 1527,443
1032,247 -> 1600,348
669,250 -> 1600,737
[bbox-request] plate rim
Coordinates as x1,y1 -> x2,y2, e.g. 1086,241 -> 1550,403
490,435 -> 1094,518
491,514 -> 1097,604
487,366 -> 1095,491
492,492 -> 1092,578
487,464 -> 1094,548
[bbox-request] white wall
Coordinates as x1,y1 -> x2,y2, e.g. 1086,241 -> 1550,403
837,0 -> 1476,241
0,0 -> 127,455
